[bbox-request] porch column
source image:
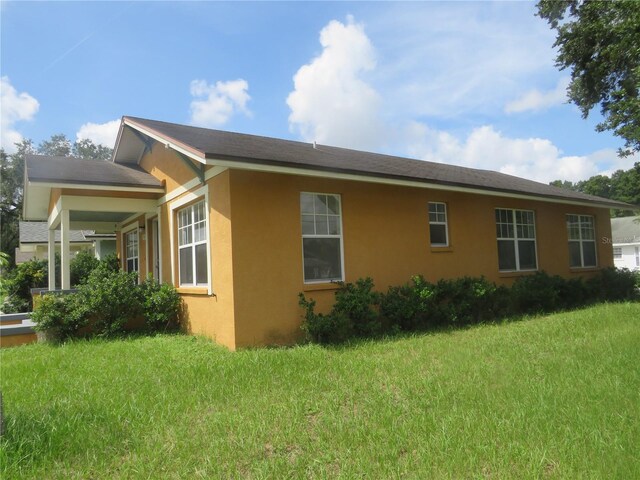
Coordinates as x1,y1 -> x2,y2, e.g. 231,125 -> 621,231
61,209 -> 71,290
48,227 -> 56,291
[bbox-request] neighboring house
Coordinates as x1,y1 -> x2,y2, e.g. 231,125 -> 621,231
611,216 -> 640,271
16,221 -> 116,264
22,116 -> 636,350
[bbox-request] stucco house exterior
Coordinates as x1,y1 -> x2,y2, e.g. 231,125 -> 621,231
611,216 -> 640,271
22,116 -> 635,350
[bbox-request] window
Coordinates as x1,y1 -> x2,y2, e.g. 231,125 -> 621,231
495,209 -> 537,271
428,202 -> 448,246
177,200 -> 208,286
635,246 -> 639,267
567,214 -> 597,268
125,229 -> 139,273
301,192 -> 343,283
613,247 -> 622,259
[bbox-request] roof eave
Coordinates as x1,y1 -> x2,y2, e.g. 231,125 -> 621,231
26,179 -> 165,193
202,153 -> 634,210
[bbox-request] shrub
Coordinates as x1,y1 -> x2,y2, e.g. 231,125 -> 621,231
587,267 -> 638,302
1,258 -> 47,313
432,276 -> 510,325
75,267 -> 142,336
70,250 -> 100,286
510,272 -> 569,314
381,275 -> 510,331
139,275 -> 182,332
31,293 -> 88,342
333,277 -> 382,336
298,293 -> 354,344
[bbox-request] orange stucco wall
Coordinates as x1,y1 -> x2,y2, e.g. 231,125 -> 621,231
140,142 -> 206,193
225,169 -> 614,348
150,171 -> 237,349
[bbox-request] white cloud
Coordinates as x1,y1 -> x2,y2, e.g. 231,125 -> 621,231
405,122 -> 636,184
0,76 -> 39,153
76,119 -> 120,147
287,16 -> 384,151
505,77 -> 570,114
189,79 -> 251,128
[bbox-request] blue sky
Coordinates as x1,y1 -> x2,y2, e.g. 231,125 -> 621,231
1,1 -> 636,183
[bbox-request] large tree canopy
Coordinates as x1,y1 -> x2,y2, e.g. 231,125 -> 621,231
550,162 -> 640,216
537,0 -> 640,156
0,135 -> 112,266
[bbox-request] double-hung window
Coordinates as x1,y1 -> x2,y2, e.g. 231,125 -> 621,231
613,247 -> 622,260
177,200 -> 208,286
567,214 -> 597,268
495,208 -> 537,271
428,202 -> 449,246
301,192 -> 343,283
125,229 -> 139,273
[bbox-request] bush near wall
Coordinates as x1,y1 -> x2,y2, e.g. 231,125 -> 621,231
31,269 -> 182,342
300,268 -> 639,344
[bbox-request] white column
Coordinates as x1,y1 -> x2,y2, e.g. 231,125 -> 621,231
48,227 -> 56,290
61,209 -> 71,290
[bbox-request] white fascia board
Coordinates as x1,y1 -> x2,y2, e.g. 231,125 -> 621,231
110,118 -> 126,163
122,118 -> 206,166
204,157 -> 620,210
28,181 -> 164,194
60,195 -> 158,213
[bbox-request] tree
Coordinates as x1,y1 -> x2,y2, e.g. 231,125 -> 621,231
537,0 -> 640,156
72,138 -> 112,161
38,134 -> 72,157
549,179 -> 576,190
550,162 -> 640,217
0,135 -> 112,266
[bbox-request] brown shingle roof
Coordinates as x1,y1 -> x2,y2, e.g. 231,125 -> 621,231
124,116 -> 635,209
25,155 -> 163,189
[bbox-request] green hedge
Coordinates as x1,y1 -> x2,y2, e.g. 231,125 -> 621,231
31,267 -> 182,342
300,268 -> 639,344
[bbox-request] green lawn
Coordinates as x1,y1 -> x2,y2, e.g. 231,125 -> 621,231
1,303 -> 639,479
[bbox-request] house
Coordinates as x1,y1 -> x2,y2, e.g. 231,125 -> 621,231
22,116 -> 635,350
611,216 -> 640,271
16,221 -> 116,264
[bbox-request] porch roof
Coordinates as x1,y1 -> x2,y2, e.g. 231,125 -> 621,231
25,155 -> 163,189
23,155 -> 164,223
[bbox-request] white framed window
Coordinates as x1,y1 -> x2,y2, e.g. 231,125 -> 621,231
301,192 -> 344,283
613,247 -> 622,259
124,229 -> 139,273
495,208 -> 538,272
428,202 -> 449,247
567,214 -> 597,268
177,199 -> 208,287
635,246 -> 639,267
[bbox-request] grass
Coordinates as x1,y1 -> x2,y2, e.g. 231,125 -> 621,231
1,303 -> 639,479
